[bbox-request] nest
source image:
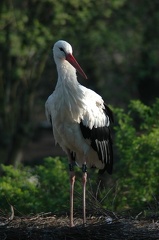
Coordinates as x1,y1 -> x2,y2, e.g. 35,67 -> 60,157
0,207 -> 159,240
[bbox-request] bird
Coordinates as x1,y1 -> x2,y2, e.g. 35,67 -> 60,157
45,40 -> 114,227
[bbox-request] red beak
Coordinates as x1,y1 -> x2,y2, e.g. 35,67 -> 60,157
66,53 -> 88,79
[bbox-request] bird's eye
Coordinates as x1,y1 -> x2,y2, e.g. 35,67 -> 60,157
59,47 -> 65,52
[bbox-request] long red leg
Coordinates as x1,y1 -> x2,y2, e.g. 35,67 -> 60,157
82,164 -> 87,226
67,150 -> 76,227
69,167 -> 75,227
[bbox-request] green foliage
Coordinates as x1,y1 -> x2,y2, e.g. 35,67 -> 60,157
34,157 -> 69,212
0,156 -> 97,215
0,157 -> 70,214
111,99 -> 159,211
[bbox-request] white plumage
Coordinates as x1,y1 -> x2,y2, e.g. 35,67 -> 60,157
45,40 -> 113,227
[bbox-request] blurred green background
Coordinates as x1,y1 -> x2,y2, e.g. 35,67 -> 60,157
0,0 -> 159,215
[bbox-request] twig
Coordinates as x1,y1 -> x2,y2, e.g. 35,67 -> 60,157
95,180 -> 101,200
9,205 -> 14,221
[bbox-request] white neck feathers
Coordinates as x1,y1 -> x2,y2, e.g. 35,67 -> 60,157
54,60 -> 85,123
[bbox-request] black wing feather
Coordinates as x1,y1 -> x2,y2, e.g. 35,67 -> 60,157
80,104 -> 113,174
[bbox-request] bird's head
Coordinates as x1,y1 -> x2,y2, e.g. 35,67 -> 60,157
53,40 -> 87,79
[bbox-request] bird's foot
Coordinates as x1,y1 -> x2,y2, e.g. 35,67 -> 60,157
70,222 -> 75,228
83,222 -> 87,227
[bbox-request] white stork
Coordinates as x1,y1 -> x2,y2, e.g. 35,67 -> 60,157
45,40 -> 113,227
